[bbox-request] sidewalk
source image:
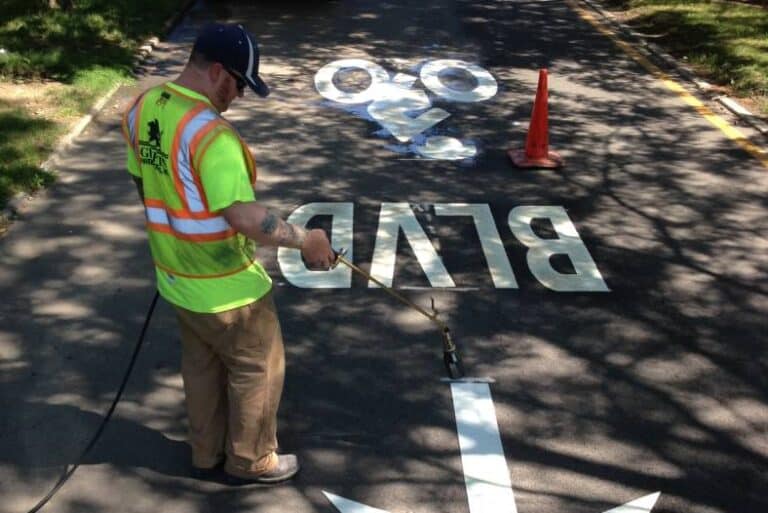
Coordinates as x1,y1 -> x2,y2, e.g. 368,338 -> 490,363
1,2 -> 347,509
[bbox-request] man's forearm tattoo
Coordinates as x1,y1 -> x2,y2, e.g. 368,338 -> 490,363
260,211 -> 307,249
260,212 -> 278,235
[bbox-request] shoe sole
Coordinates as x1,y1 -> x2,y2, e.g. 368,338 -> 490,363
224,465 -> 300,486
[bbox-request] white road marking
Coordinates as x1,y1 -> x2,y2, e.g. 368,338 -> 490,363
414,136 -> 477,160
420,59 -> 499,103
323,492 -> 390,513
451,381 -> 518,513
602,493 -> 661,513
398,286 -> 480,291
313,58 -> 498,159
508,206 -> 610,292
370,203 -> 455,288
367,79 -> 450,142
324,382 -> 661,513
276,203 -> 608,291
315,59 -> 390,104
277,202 -> 354,288
435,204 -> 518,288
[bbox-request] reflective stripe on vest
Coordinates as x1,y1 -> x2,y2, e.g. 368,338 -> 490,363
145,204 -> 235,242
172,105 -> 220,214
123,83 -> 260,270
122,84 -> 262,280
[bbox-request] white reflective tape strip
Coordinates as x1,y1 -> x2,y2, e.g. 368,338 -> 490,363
146,207 -> 231,235
177,109 -> 218,212
171,215 -> 231,235
146,206 -> 170,226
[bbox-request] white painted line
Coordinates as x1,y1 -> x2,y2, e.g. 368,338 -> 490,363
325,381 -> 660,513
602,492 -> 661,513
323,492 -> 390,513
451,382 -> 518,513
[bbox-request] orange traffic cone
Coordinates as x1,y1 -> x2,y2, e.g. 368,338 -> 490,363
508,68 -> 563,169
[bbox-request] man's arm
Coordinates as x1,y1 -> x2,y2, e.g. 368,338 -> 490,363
222,200 -> 335,268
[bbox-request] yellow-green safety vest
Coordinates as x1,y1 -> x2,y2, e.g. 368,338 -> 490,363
122,84 -> 258,279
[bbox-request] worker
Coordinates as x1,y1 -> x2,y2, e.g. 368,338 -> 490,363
122,22 -> 334,484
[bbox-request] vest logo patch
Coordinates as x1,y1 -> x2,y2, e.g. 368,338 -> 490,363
140,118 -> 169,175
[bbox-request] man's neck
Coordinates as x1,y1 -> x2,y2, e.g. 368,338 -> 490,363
173,68 -> 212,103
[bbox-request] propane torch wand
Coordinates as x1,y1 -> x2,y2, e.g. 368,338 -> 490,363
332,249 -> 465,379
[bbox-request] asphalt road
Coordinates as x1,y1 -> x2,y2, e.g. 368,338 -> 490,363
1,1 -> 767,513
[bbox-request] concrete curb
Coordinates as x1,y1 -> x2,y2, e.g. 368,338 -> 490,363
0,0 -> 199,227
580,0 -> 768,136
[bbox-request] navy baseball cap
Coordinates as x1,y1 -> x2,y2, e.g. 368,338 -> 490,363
193,23 -> 270,97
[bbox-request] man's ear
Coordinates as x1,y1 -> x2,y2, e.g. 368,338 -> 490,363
208,62 -> 224,84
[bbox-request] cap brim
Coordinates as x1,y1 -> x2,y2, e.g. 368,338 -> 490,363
246,74 -> 270,97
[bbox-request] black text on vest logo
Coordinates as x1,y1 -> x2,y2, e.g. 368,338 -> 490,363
140,119 -> 169,175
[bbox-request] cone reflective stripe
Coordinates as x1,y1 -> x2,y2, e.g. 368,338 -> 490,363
508,68 -> 563,169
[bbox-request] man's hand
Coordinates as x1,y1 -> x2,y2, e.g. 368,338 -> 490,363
301,229 -> 335,270
222,202 -> 335,270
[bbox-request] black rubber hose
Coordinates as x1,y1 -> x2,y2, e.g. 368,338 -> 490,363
25,290 -> 160,513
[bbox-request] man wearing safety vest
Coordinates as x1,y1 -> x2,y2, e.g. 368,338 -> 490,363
122,23 -> 335,484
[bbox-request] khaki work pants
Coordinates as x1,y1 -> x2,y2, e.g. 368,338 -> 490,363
174,291 -> 285,477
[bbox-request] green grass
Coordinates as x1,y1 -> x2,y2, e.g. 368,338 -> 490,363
0,0 -> 184,82
0,0 -> 188,210
601,0 -> 768,111
0,100 -> 60,207
52,66 -> 129,117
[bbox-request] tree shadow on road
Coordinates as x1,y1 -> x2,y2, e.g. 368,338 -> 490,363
1,1 -> 767,513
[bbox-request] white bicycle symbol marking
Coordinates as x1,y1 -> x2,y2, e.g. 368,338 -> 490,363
314,59 -> 498,160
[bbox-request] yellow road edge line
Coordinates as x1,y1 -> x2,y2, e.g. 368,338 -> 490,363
564,0 -> 768,169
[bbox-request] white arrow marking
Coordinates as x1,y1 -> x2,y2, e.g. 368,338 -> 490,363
323,384 -> 661,513
602,492 -> 661,513
323,490 -> 661,513
323,492 -> 390,513
451,382 -> 518,513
